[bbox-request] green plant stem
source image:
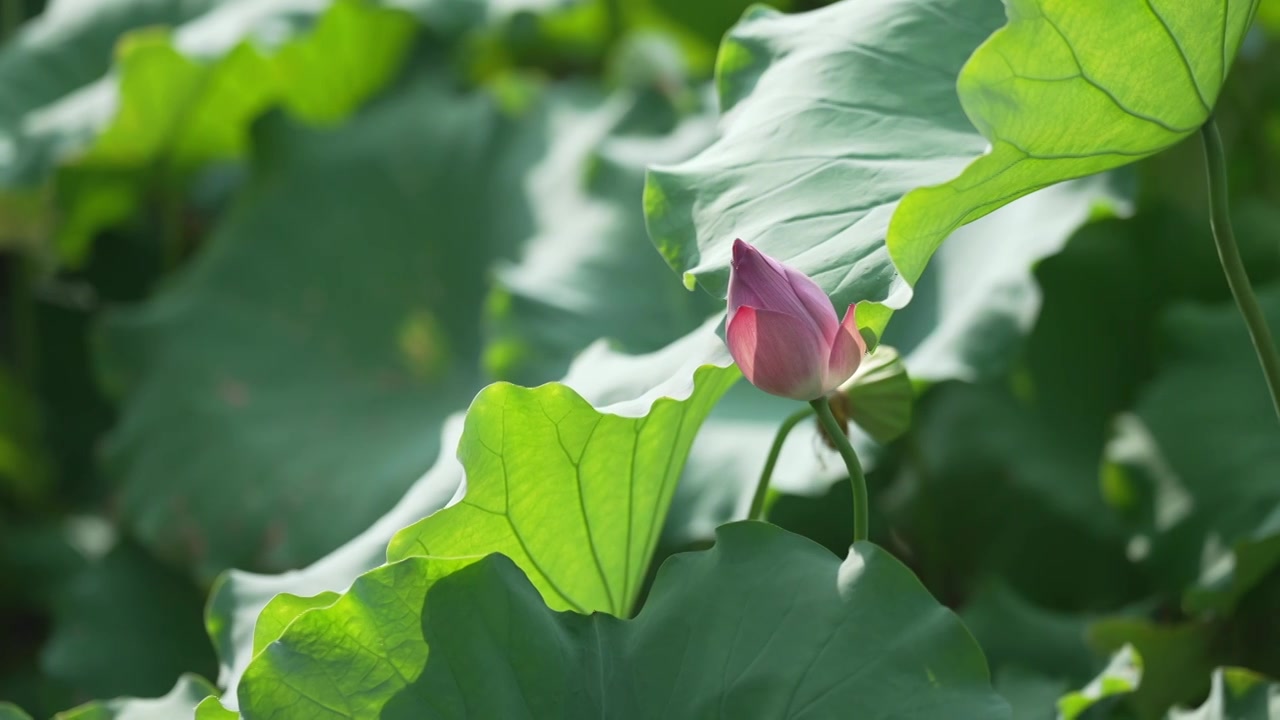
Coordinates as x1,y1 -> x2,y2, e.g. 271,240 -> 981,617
810,396 -> 869,543
748,406 -> 813,520
1201,119 -> 1280,421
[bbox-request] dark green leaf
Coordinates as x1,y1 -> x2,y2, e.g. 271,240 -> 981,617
96,73 -> 528,579
41,540 -> 215,701
0,704 -> 32,720
240,523 -> 1009,719
1088,618 -> 1217,719
1172,668 -> 1280,719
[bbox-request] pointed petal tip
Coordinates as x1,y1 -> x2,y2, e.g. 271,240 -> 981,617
824,303 -> 866,392
731,238 -> 752,266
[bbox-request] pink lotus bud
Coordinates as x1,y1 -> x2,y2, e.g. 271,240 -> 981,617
726,239 -> 866,400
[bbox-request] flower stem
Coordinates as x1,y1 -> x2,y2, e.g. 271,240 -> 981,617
1201,118 -> 1280,421
748,406 -> 813,520
810,396 -> 869,543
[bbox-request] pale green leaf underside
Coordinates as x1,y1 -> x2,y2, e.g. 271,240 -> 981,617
240,523 -> 1009,719
54,675 -> 218,720
1056,645 -> 1142,720
890,0 -> 1260,282
646,0 -> 1257,337
195,696 -> 240,720
386,324 -> 739,617
645,0 -> 1005,335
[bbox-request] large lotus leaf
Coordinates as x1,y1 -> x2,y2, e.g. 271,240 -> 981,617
40,540 -> 216,701
644,0 -> 1004,332
53,675 -> 218,720
504,164 -> 1126,553
201,416 -> 465,704
199,84 -> 726,700
206,325 -> 733,703
684,174 -> 1128,534
1170,668 -> 1280,719
96,73 -> 534,580
646,0 -> 1256,336
993,668 -> 1070,720
234,326 -> 737,713
479,81 -> 849,541
385,321 -> 737,616
239,522 -> 1009,719
890,0 -> 1258,283
483,85 -> 719,384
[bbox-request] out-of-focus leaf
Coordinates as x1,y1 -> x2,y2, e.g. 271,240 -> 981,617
239,522 -> 1010,719
41,540 -> 216,701
0,704 -> 33,720
962,584 -> 1098,688
53,674 -> 217,720
0,0 -> 223,184
1088,618 -> 1217,719
0,365 -> 51,505
0,522 -> 80,718
484,85 -> 718,384
994,667 -> 1069,720
1130,288 -> 1280,603
1057,645 -> 1143,720
649,0 -> 788,46
96,73 -> 531,580
200,83 -> 719,702
887,174 -> 1132,383
53,0 -> 415,263
1186,506 -> 1280,616
886,382 -> 1142,611
1169,667 -> 1280,719
386,321 -> 737,616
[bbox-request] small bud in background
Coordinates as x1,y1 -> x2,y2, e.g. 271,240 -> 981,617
726,239 -> 865,400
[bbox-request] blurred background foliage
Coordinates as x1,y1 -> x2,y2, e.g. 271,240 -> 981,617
0,0 -> 1278,717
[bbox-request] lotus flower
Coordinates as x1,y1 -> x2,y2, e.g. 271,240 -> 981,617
726,239 -> 866,400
